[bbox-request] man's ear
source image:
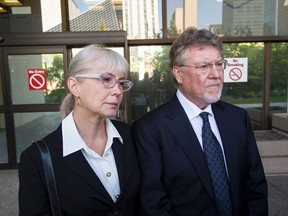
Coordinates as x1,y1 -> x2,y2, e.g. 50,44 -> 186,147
67,77 -> 79,97
172,66 -> 182,84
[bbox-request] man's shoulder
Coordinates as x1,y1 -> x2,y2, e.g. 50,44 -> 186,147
214,100 -> 245,111
213,100 -> 248,120
133,98 -> 178,129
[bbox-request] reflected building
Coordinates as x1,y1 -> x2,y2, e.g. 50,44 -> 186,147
171,0 -> 197,35
222,0 -> 264,36
264,0 -> 288,36
222,0 -> 288,36
123,0 -> 159,39
48,0 -> 119,32
46,0 -> 160,81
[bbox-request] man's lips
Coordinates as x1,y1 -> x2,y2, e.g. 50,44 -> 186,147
206,83 -> 220,88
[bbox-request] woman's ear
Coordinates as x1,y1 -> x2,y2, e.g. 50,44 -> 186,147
67,77 -> 79,97
172,66 -> 182,84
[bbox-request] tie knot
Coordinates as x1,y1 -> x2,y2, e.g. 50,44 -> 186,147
200,112 -> 209,122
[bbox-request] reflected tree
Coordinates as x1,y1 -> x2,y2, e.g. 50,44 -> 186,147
45,55 -> 65,103
222,43 -> 264,102
271,43 -> 288,98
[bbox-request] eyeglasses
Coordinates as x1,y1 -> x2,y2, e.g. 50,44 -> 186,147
179,60 -> 227,74
75,73 -> 134,92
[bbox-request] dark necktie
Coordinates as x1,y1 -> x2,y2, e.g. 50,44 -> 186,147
200,112 -> 233,216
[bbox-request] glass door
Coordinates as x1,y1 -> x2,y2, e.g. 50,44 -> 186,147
0,46 -> 67,168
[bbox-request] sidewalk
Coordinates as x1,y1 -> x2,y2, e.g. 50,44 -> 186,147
0,169 -> 288,215
267,174 -> 288,215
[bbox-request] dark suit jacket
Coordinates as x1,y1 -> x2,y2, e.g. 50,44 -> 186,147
19,120 -> 140,216
133,95 -> 268,216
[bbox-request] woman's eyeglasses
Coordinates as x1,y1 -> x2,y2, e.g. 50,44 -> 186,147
75,73 -> 134,92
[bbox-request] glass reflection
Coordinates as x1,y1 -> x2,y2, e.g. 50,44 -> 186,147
8,54 -> 64,105
130,45 -> 176,121
0,113 -> 7,163
1,0 -> 288,37
270,42 -> 288,130
15,112 -> 61,162
222,42 -> 264,129
0,72 -> 3,105
65,0 -> 162,39
0,0 -> 61,33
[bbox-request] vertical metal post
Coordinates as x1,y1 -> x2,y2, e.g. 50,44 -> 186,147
263,42 -> 271,129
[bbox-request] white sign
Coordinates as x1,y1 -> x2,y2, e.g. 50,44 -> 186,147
224,58 -> 248,83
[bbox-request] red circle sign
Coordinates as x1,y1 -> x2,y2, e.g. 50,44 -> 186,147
229,68 -> 242,81
30,74 -> 45,89
28,69 -> 47,90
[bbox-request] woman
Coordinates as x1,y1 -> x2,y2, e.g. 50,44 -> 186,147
19,44 -> 140,216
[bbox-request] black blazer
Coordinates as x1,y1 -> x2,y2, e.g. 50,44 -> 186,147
133,95 -> 268,216
19,120 -> 140,216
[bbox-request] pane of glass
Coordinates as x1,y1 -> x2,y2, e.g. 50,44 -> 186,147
270,42 -> 288,131
15,112 -> 62,162
0,113 -> 8,163
222,42 -> 265,130
130,45 -> 176,121
66,0 -> 123,32
167,0 -> 183,38
166,0 -> 223,38
41,0 -> 62,32
0,0 -> 62,33
8,53 -> 65,104
165,1 -> 288,38
222,0 -> 288,36
72,46 -> 124,57
66,0 -> 162,39
0,70 -> 3,105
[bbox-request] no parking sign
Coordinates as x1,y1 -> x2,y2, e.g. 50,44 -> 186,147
224,58 -> 248,83
28,68 -> 47,90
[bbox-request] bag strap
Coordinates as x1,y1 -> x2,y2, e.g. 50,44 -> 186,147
36,139 -> 61,216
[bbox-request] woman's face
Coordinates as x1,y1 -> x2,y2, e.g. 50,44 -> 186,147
73,71 -> 124,119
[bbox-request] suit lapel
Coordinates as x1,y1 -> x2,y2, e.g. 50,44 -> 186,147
166,96 -> 215,200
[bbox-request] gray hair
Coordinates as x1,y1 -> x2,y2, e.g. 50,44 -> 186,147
60,44 -> 129,118
169,27 -> 223,85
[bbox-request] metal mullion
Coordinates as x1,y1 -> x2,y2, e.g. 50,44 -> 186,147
162,0 -> 168,39
61,0 -> 70,32
263,42 -> 271,130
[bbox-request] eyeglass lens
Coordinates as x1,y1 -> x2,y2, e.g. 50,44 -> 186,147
100,74 -> 133,91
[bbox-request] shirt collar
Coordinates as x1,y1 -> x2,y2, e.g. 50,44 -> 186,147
176,89 -> 214,119
62,111 -> 123,157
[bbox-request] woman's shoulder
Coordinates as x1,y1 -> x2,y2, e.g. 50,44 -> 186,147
21,124 -> 62,156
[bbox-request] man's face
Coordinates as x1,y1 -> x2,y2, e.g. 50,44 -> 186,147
173,46 -> 224,109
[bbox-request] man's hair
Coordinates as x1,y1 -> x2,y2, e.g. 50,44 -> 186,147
169,27 -> 223,69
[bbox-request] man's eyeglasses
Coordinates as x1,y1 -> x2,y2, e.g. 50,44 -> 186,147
179,60 -> 227,74
75,73 -> 134,92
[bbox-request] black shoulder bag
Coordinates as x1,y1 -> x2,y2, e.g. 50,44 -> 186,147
36,140 -> 62,216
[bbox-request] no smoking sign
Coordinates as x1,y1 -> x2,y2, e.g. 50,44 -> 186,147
224,58 -> 248,83
28,69 -> 47,90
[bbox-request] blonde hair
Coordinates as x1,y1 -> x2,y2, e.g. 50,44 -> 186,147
60,44 -> 129,118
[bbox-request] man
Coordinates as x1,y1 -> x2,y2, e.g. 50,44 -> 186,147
133,27 -> 268,216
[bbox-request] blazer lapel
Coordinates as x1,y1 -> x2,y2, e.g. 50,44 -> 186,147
112,138 -> 126,195
55,139 -> 113,203
166,96 -> 215,200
